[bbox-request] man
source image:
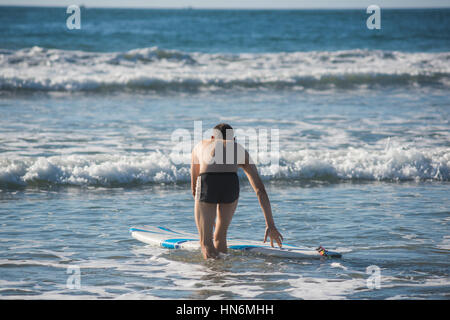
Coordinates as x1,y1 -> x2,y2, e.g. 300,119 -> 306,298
191,123 -> 283,259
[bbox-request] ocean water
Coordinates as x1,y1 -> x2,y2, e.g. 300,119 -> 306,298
0,7 -> 449,299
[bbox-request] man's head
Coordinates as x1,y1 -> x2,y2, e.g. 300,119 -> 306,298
212,123 -> 234,140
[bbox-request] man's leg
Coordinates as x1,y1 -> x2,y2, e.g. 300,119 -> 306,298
195,200 -> 218,259
214,199 -> 238,254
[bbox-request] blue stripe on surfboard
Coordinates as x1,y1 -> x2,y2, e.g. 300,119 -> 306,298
129,227 -> 159,234
228,245 -> 263,250
161,238 -> 197,249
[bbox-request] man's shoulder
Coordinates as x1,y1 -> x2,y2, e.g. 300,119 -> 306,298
193,139 -> 213,151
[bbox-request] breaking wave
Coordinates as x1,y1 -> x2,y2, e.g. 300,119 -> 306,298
1,146 -> 448,189
1,46 -> 449,92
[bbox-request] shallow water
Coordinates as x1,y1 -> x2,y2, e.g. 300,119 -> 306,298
0,181 -> 449,299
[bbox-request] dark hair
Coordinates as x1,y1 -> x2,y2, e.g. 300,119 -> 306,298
213,123 -> 234,140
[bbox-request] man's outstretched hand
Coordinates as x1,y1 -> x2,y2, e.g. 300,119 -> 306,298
264,225 -> 284,248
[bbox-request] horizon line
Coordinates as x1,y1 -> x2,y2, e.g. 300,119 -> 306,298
2,4 -> 450,10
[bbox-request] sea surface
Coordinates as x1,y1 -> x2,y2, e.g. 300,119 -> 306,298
0,7 -> 449,299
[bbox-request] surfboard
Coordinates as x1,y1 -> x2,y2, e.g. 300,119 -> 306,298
130,225 -> 342,259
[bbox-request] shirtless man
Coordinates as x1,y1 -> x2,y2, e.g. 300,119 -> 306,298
190,123 -> 283,259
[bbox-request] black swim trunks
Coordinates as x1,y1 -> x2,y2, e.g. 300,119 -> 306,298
196,172 -> 239,204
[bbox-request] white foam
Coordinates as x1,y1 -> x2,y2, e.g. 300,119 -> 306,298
330,262 -> 348,271
273,145 -> 449,181
286,275 -> 366,300
1,47 -> 449,92
436,236 -> 450,250
1,142 -> 448,188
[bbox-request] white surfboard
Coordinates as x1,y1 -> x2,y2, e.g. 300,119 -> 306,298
130,225 -> 341,259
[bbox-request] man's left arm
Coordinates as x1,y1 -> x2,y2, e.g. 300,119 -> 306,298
191,146 -> 200,198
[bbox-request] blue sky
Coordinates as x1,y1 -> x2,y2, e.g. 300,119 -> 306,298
2,0 -> 450,8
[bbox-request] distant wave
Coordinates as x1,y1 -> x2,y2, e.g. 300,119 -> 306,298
1,146 -> 448,189
1,46 -> 449,92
